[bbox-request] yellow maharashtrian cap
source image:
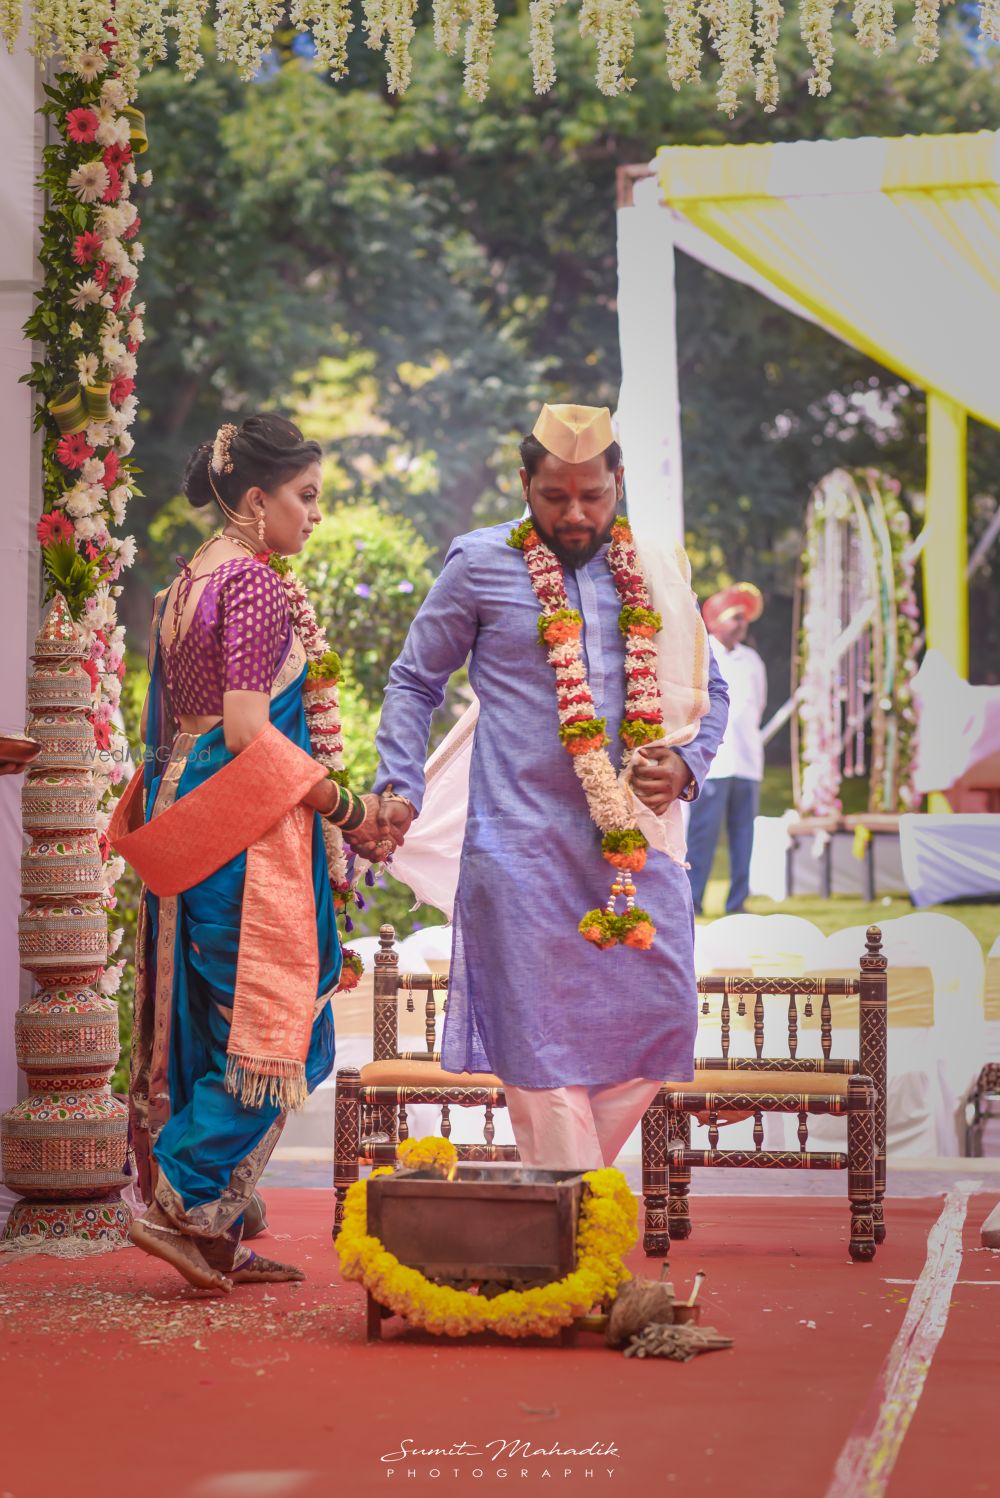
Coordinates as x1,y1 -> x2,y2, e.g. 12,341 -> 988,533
532,404 -> 615,465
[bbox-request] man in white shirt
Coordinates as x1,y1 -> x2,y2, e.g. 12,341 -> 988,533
686,583 -> 767,915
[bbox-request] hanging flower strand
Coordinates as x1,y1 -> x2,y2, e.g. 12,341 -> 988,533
529,0 -> 562,93
579,0 -> 640,97
433,0 -> 467,54
755,0 -> 784,112
853,0 -> 896,55
715,0 -> 755,117
663,0 -> 703,89
912,0 -> 941,62
463,0 -> 498,102
800,0 -> 837,96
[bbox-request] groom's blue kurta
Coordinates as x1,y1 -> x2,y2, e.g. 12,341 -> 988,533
374,521 -> 729,1088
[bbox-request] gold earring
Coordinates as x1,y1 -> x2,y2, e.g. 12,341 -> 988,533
257,511 -> 266,547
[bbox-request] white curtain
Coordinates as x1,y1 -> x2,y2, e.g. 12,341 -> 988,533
0,17 -> 45,1144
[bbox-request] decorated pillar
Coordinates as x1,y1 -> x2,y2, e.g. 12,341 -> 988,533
0,595 -> 130,1248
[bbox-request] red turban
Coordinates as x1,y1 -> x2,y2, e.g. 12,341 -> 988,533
702,582 -> 764,632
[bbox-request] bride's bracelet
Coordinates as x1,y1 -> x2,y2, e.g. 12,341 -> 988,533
380,786 -> 415,818
322,782 -> 367,833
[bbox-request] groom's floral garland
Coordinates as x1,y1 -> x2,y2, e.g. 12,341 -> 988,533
257,550 -> 364,985
507,515 -> 665,952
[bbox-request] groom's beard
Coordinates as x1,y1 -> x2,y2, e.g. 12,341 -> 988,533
527,505 -> 616,570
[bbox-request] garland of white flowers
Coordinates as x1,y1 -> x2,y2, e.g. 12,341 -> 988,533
4,0 -> 998,112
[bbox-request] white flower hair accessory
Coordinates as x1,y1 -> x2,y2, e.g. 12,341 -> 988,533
211,422 -> 238,475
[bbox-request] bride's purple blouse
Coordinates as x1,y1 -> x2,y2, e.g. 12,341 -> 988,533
163,557 -> 290,716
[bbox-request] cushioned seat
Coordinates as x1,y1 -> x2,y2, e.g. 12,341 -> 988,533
360,1059 -> 503,1089
664,1069 -> 850,1099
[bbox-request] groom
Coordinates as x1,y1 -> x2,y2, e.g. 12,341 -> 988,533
370,404 -> 728,1169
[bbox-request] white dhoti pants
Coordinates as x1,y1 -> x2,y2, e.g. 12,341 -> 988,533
504,1078 -> 662,1171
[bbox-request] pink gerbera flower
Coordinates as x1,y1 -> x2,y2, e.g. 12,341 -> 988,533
109,376 -> 134,407
72,231 -> 103,266
111,277 -> 134,312
66,108 -> 99,144
123,214 -> 141,242
55,433 -> 95,470
102,450 -> 120,486
101,165 -> 121,203
103,144 -> 132,170
93,260 -> 111,289
36,511 -> 75,546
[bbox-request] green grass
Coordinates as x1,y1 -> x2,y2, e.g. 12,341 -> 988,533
701,766 -> 999,957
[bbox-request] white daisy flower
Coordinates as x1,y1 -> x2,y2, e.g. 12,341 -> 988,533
130,242 -> 145,263
86,422 -> 111,447
116,352 -> 137,378
65,487 -> 100,519
140,170 -> 153,187
68,160 -> 109,204
117,431 -> 135,456
73,515 -> 103,541
102,339 -> 126,364
69,278 -> 101,310
124,164 -> 137,185
100,293 -> 115,309
81,457 -> 105,485
118,395 -> 139,424
101,79 -> 129,110
109,485 -> 130,524
74,50 -> 106,82
127,317 -> 144,344
114,535 -> 137,567
75,352 -> 100,387
69,321 -> 84,339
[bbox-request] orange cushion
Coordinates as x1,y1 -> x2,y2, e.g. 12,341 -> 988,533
663,1068 -> 850,1099
360,1059 -> 504,1090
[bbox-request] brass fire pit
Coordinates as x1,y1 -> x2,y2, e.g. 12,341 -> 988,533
365,1164 -> 585,1341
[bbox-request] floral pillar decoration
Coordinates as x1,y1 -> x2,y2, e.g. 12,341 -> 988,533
792,468 -> 921,820
0,14 -> 145,1249
0,596 -> 130,1250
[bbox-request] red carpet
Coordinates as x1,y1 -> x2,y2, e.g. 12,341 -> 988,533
0,1190 -> 995,1498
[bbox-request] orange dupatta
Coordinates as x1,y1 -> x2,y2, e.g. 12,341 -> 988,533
110,723 -> 328,1111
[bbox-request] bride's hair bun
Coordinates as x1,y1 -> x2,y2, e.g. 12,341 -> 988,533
182,414 -> 321,513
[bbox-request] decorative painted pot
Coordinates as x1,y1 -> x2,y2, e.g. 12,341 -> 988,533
21,832 -> 104,900
14,988 -> 119,1082
33,593 -> 83,660
27,661 -> 93,714
26,713 -> 96,772
1,1197 -> 132,1247
18,901 -> 107,980
0,1089 -> 128,1199
21,772 -> 98,834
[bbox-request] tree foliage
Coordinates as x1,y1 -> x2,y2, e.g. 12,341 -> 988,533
126,7 -> 1000,687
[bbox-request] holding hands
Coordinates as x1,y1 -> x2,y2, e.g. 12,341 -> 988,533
347,788 -> 415,863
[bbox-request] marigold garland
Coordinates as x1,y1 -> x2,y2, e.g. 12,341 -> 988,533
508,515 -> 667,952
336,1140 -> 637,1338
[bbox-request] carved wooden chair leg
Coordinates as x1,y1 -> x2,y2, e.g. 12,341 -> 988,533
873,1098 -> 887,1245
667,1109 -> 693,1241
333,1066 -> 361,1240
847,1075 -> 876,1263
641,1088 -> 670,1257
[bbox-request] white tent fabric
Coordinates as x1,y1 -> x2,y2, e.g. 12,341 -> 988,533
618,131 -> 1000,573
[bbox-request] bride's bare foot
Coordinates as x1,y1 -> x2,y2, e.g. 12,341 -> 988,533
230,1251 -> 306,1285
129,1211 -> 233,1295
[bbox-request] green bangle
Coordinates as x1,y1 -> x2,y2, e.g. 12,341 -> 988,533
323,784 -> 355,827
